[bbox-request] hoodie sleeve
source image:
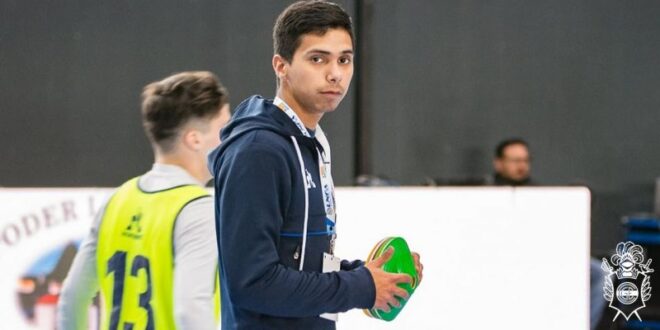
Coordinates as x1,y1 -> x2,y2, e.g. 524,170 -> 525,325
216,141 -> 375,317
57,205 -> 105,330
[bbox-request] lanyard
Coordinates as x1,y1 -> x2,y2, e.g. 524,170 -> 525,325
274,97 -> 337,253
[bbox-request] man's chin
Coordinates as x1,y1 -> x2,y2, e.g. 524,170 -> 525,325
320,98 -> 344,112
514,177 -> 530,184
318,105 -> 339,113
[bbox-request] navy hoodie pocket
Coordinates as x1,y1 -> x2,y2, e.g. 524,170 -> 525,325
278,237 -> 302,269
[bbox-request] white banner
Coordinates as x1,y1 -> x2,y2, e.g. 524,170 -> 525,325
335,187 -> 591,329
0,189 -> 113,329
0,187 -> 590,330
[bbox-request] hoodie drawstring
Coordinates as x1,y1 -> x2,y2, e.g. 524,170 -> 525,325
290,136 -> 309,271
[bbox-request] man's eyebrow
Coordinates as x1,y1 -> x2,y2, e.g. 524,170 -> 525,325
306,49 -> 331,55
304,49 -> 354,55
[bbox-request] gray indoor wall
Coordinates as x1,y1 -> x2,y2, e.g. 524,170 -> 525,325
363,0 -> 660,253
1,0 -> 659,253
0,0 -> 356,186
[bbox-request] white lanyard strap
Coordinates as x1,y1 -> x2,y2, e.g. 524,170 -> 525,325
274,97 -> 337,254
274,97 -> 312,138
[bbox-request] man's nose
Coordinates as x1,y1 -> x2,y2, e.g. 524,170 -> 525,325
327,63 -> 342,84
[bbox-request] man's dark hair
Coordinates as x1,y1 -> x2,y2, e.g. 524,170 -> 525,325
495,138 -> 529,159
273,0 -> 354,63
141,71 -> 228,152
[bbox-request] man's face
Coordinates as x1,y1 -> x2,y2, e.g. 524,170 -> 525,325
494,143 -> 531,182
278,28 -> 354,116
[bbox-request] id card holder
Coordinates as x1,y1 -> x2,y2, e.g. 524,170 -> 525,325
320,252 -> 341,322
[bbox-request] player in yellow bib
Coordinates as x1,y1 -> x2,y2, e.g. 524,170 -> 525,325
58,71 -> 230,330
96,178 -> 210,329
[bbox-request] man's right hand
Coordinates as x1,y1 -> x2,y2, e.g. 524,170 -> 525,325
365,247 -> 412,313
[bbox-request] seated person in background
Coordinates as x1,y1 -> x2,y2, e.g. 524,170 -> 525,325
489,137 -> 605,329
489,137 -> 534,186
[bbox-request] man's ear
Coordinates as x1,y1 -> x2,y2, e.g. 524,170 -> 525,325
493,159 -> 502,172
181,129 -> 202,152
272,54 -> 288,81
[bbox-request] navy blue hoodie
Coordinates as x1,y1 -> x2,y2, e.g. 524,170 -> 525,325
209,96 -> 376,329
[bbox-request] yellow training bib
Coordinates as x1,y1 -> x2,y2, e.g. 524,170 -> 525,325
96,177 -> 212,330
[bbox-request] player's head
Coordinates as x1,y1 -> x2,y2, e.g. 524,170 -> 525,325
272,0 -> 354,115
273,1 -> 354,64
493,138 -> 531,183
141,71 -> 230,178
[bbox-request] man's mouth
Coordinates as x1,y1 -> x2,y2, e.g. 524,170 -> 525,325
320,90 -> 342,96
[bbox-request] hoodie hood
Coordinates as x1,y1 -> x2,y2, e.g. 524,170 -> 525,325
208,95 -> 312,173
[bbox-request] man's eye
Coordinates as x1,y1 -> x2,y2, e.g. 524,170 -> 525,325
339,57 -> 352,64
311,57 -> 324,63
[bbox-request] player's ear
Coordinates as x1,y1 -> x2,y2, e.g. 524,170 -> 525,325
273,54 -> 288,80
181,128 -> 202,152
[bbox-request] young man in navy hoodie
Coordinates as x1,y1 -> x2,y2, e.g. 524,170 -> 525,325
209,1 -> 423,328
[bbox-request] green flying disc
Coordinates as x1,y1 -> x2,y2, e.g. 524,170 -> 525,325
364,237 -> 419,321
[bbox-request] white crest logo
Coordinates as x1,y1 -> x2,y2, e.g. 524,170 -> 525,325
602,241 -> 654,321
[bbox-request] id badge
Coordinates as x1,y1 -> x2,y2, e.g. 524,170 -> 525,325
320,252 -> 341,322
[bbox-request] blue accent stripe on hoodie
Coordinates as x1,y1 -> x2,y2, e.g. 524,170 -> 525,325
280,230 -> 334,237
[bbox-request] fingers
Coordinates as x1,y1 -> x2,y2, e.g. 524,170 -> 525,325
394,273 -> 412,284
376,297 -> 401,311
387,296 -> 402,309
412,252 -> 421,272
372,247 -> 395,268
412,251 -> 423,284
377,288 -> 408,311
378,302 -> 392,313
393,287 -> 410,301
380,274 -> 412,310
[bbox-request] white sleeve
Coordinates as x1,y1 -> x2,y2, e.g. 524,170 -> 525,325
173,196 -> 218,330
57,204 -> 105,330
